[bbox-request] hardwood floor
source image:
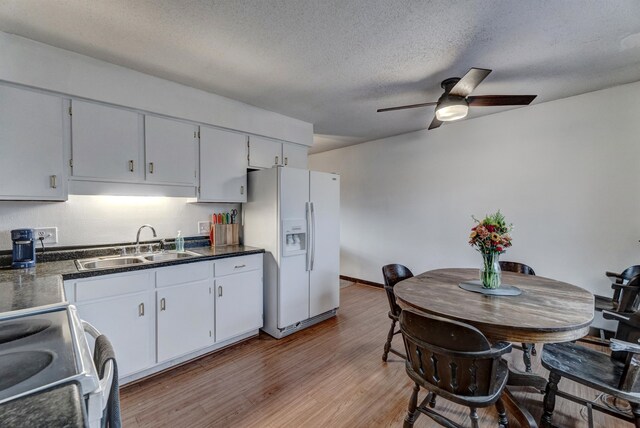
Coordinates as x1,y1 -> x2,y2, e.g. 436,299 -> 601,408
120,283 -> 632,427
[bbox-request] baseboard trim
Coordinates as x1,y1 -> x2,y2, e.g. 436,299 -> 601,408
340,275 -> 383,289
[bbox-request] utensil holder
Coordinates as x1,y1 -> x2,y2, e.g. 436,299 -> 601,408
212,224 -> 240,247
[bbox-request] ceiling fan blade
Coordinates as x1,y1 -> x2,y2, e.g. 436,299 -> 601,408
377,101 -> 437,113
428,116 -> 443,130
467,95 -> 537,106
449,68 -> 492,97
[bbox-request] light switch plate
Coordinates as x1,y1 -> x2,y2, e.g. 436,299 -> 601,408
197,221 -> 210,235
34,227 -> 58,244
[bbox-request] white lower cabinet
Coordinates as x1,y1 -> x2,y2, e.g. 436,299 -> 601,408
157,279 -> 214,362
65,254 -> 263,382
215,270 -> 263,342
66,270 -> 155,378
75,292 -> 155,378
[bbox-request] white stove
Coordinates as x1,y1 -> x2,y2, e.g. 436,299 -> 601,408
0,304 -> 111,427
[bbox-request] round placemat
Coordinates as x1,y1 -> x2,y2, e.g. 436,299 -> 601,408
458,280 -> 522,296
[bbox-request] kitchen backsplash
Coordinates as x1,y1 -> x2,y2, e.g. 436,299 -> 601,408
0,195 -> 240,250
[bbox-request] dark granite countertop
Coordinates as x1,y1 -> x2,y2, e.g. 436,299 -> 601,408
0,382 -> 86,428
0,245 -> 264,314
62,245 -> 264,280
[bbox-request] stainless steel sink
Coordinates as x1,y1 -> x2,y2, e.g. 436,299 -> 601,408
79,256 -> 146,270
143,251 -> 198,262
76,251 -> 200,271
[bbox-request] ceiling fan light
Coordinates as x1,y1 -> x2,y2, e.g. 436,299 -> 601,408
435,104 -> 468,121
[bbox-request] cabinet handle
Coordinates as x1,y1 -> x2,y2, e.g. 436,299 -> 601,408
50,175 -> 57,189
275,156 -> 279,165
240,185 -> 244,195
149,162 -> 154,174
234,264 -> 246,269
160,298 -> 166,311
129,160 -> 134,172
218,286 -> 223,297
138,303 -> 145,317
284,157 -> 288,166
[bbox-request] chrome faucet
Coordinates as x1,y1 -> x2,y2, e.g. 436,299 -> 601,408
135,224 -> 157,253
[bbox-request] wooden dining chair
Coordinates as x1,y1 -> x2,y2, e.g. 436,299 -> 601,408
602,266 -> 640,313
499,260 -> 537,372
540,308 -> 640,427
499,261 -> 536,277
381,264 -> 413,361
400,308 -> 512,428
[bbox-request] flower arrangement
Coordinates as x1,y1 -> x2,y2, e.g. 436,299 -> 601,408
468,211 -> 513,254
468,211 -> 513,289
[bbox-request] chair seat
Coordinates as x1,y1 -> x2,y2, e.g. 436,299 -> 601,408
541,342 -> 640,403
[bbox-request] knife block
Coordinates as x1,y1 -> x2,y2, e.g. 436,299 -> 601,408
212,224 -> 240,247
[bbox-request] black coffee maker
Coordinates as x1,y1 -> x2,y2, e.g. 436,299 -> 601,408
11,229 -> 36,268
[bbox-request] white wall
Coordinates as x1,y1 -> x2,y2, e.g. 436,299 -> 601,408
310,81 -> 640,298
0,31 -> 313,146
0,196 -> 236,250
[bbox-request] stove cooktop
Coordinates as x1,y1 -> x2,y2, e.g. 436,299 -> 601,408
0,308 -> 80,403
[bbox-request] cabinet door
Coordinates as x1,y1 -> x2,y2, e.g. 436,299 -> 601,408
282,143 -> 308,169
215,270 -> 263,342
248,136 -> 282,169
157,280 -> 213,362
75,292 -> 154,378
0,85 -> 65,200
71,100 -> 142,181
199,127 -> 247,202
145,116 -> 198,185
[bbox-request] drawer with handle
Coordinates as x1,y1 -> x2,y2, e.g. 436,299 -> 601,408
73,270 -> 153,302
156,261 -> 212,288
214,254 -> 261,277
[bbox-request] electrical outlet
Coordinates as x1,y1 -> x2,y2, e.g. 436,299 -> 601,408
197,221 -> 211,235
34,227 -> 58,244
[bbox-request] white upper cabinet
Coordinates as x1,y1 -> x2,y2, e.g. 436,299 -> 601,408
71,100 -> 142,181
282,143 -> 308,169
248,136 -> 283,169
248,136 -> 308,170
144,116 -> 198,186
199,127 -> 247,202
0,85 -> 66,200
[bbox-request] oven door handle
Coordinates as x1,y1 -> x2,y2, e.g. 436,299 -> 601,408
82,320 -> 101,339
82,320 -> 114,414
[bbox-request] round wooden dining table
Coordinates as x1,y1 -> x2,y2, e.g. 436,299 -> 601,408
395,268 -> 594,343
394,268 -> 595,427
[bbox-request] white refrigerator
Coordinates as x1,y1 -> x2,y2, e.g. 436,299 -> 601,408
244,167 -> 340,338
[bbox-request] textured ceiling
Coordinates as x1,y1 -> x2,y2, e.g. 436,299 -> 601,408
1,1 -> 640,153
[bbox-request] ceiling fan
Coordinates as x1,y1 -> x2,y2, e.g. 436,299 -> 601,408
377,68 -> 537,130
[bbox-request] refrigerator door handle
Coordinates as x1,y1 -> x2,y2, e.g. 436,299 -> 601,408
310,201 -> 316,271
305,201 -> 312,271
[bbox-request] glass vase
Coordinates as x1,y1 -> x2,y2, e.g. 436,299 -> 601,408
480,252 -> 501,289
